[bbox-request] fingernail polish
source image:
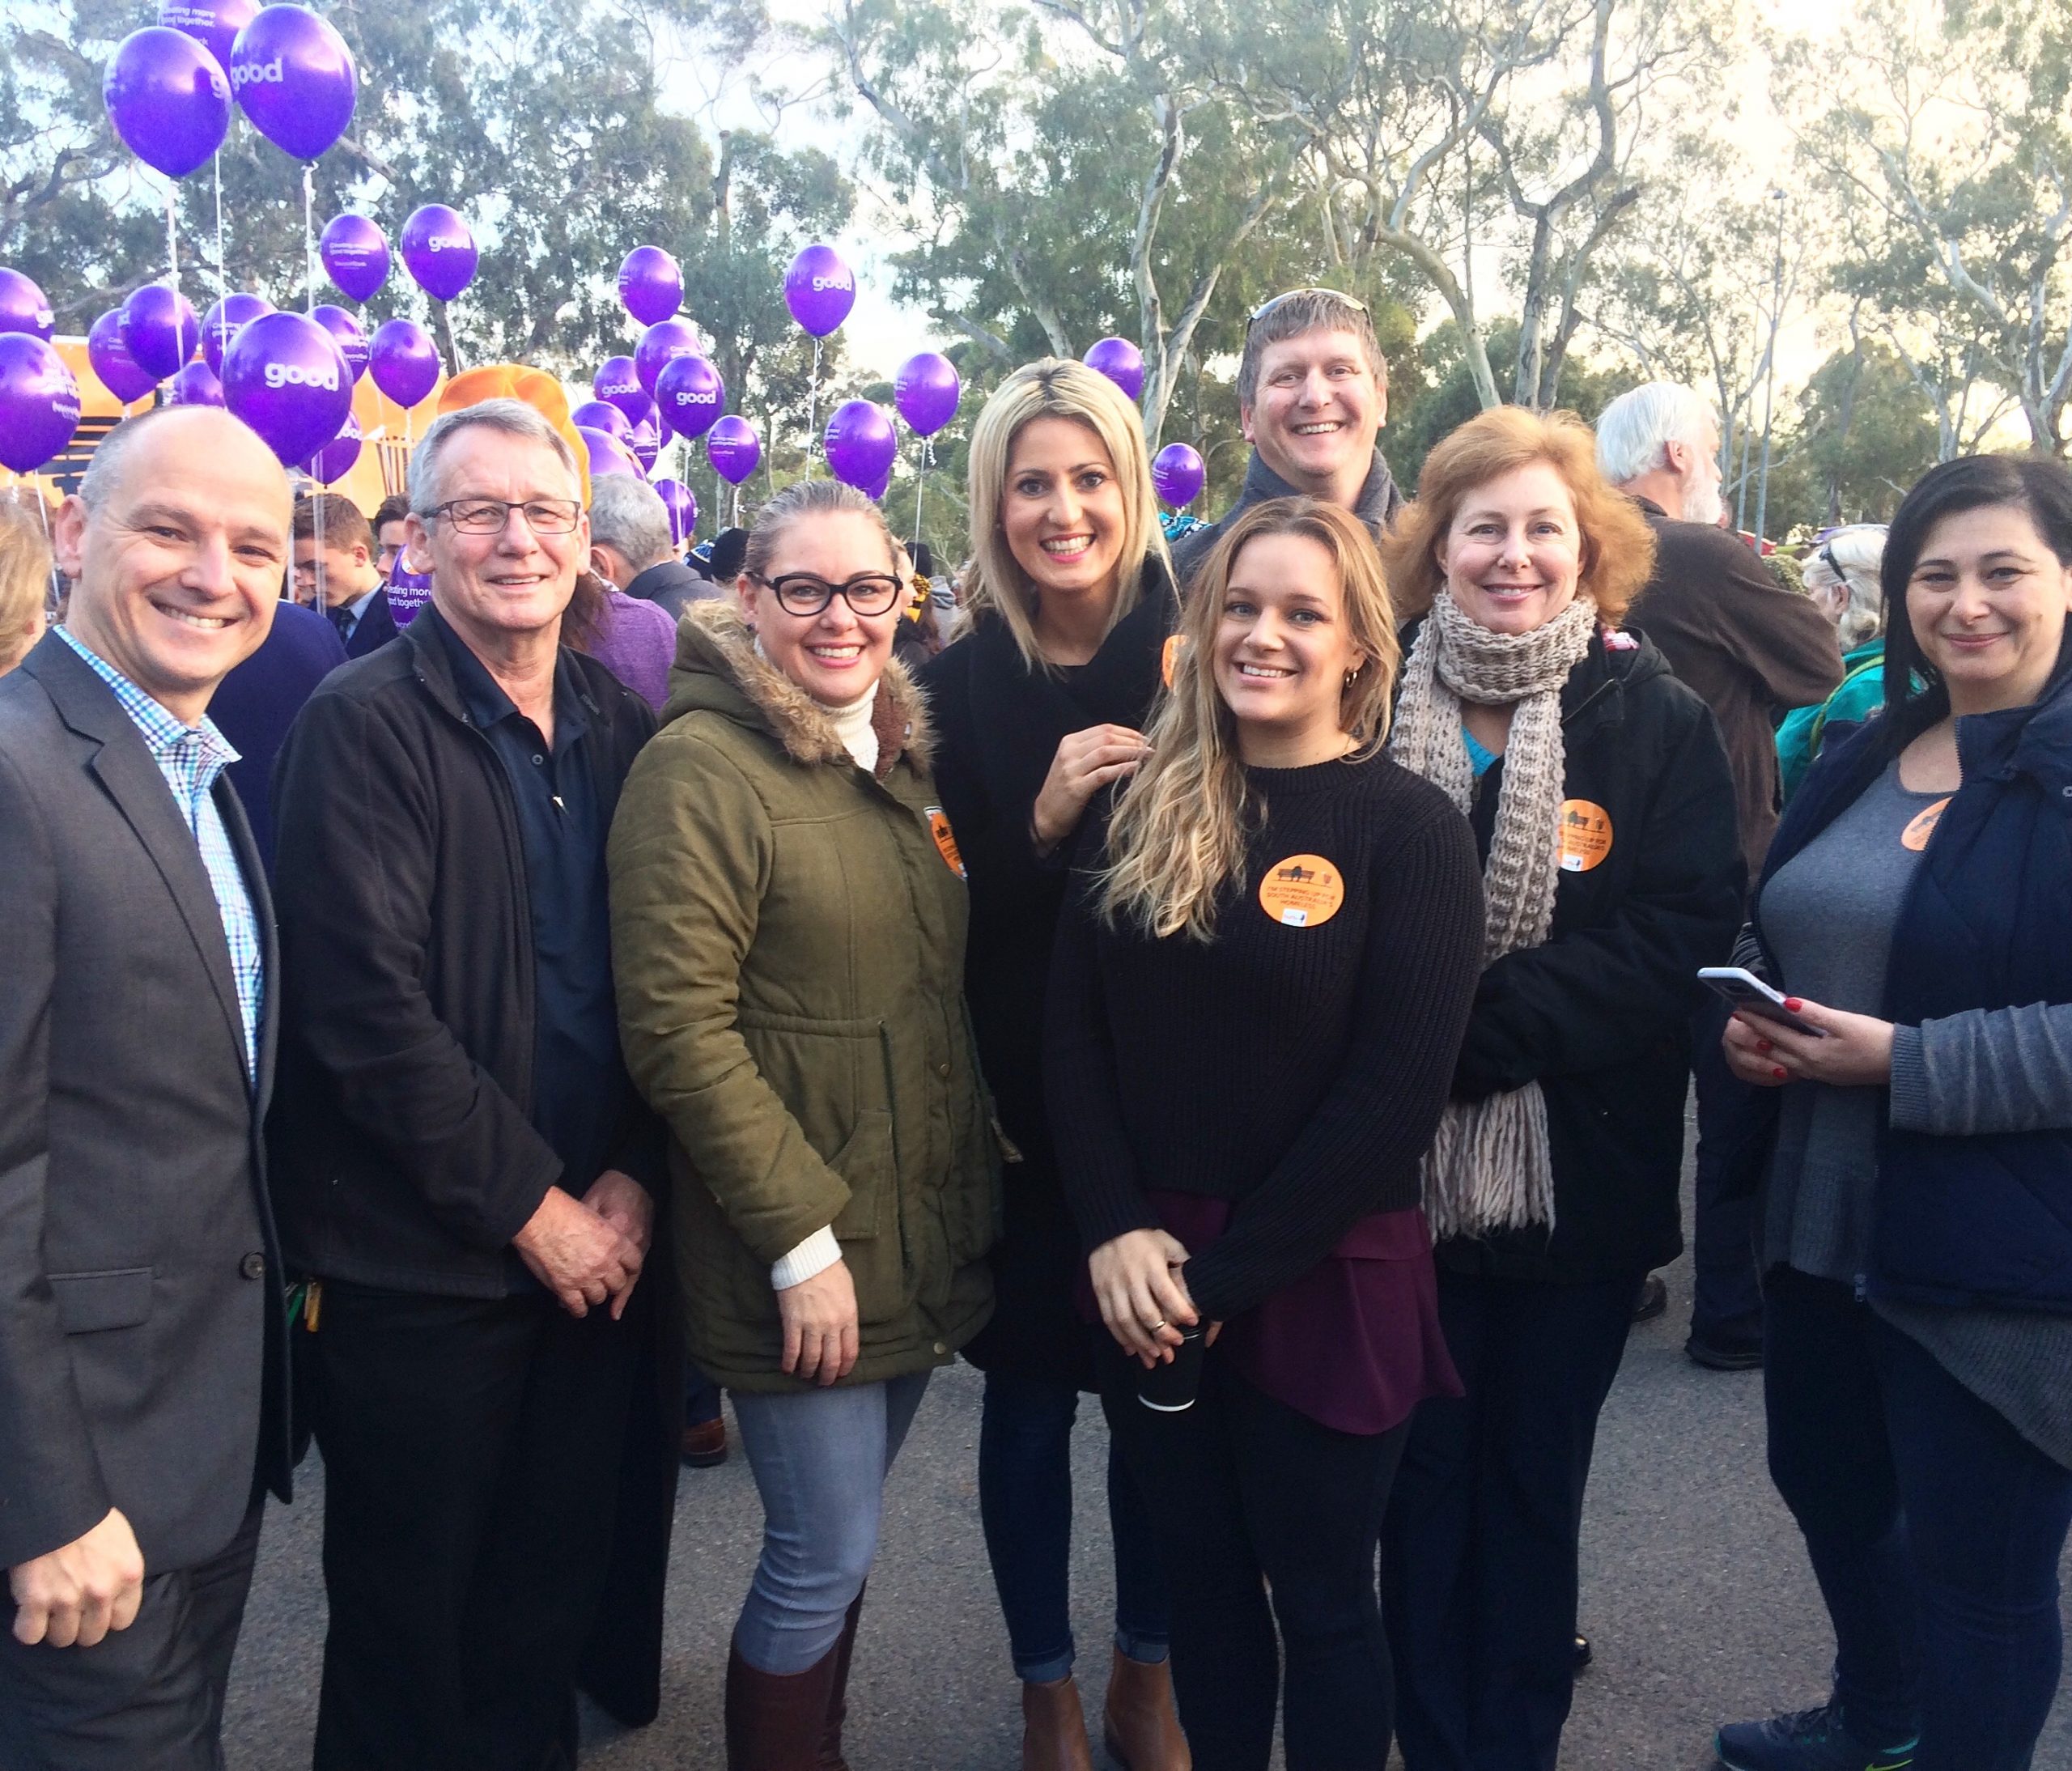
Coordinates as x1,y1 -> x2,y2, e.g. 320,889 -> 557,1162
1784,998 -> 1804,1012
1773,1066 -> 1788,1081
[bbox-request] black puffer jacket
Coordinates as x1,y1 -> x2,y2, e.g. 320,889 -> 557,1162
1416,626 -> 1744,1285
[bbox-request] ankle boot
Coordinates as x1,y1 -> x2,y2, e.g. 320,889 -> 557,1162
725,1637 -> 843,1771
1101,1649 -> 1190,1771
817,1586 -> 865,1769
1020,1675 -> 1096,1771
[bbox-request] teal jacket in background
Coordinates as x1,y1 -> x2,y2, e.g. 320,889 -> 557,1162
1777,639 -> 1887,802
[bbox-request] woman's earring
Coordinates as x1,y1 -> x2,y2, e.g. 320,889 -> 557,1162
1344,666 -> 1361,688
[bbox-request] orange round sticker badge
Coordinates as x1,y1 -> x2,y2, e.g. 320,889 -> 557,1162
1259,854 -> 1344,928
1161,633 -> 1187,689
925,806 -> 967,878
1558,800 -> 1614,873
1901,797 -> 1951,852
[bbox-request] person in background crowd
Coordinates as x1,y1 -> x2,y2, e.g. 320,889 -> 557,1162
891,538 -> 943,668
0,406 -> 294,1769
574,567 -> 679,716
1171,287 -> 1402,586
922,359 -> 1187,1771
0,497 -> 52,673
207,596 -> 346,877
1047,497 -> 1482,1770
1378,407 -> 1743,1771
372,494 -> 411,582
270,400 -> 671,1770
293,494 -> 398,659
609,479 -> 1000,1771
592,474 -> 716,622
1776,525 -> 1892,802
708,526 -> 751,594
1714,456 -> 2072,1771
1596,381 -> 1844,1370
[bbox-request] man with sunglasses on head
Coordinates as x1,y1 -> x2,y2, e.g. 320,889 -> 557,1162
1171,287 -> 1402,584
270,399 -> 668,1770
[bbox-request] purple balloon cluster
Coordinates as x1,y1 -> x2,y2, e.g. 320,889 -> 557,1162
221,309 -> 352,466
0,270 -> 55,342
784,244 -> 856,338
706,414 -> 761,486
0,325 -> 81,474
369,319 -> 440,408
618,247 -> 681,328
321,213 -> 389,303
400,205 -> 478,303
652,478 -> 698,546
1084,336 -> 1145,401
894,352 -> 960,437
656,354 -> 725,442
1151,442 -> 1206,508
825,400 -> 897,494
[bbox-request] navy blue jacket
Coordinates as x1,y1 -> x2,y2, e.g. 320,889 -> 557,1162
342,584 -> 400,659
1752,673 -> 2072,1312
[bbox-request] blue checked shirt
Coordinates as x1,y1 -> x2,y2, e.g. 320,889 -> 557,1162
57,626 -> 264,1085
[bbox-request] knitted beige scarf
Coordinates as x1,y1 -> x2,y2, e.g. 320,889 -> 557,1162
1390,591 -> 1598,1239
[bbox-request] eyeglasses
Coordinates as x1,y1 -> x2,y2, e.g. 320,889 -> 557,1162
748,571 -> 906,618
425,497 -> 583,536
1246,287 -> 1369,337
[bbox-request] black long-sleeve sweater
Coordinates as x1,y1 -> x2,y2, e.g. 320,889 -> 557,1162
1044,750 -> 1485,1323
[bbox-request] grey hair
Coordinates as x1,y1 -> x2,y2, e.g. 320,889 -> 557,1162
1804,523 -> 1889,651
587,474 -> 675,574
1594,382 -> 1717,486
79,405 -> 280,512
407,398 -> 580,514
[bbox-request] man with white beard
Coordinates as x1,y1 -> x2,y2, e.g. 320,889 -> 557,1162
1598,382 -> 1843,1374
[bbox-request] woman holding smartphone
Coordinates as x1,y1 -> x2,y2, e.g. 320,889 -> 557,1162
1713,455 -> 2072,1771
1047,498 -> 1485,1769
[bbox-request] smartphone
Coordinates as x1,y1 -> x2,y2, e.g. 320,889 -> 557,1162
1697,966 -> 1827,1037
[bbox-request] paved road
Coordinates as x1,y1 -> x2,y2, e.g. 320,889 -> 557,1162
223,1200 -> 2072,1768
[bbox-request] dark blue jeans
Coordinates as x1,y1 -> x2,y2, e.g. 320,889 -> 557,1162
1763,1266 -> 2072,1770
1690,996 -> 1767,1351
979,1365 -> 1170,1683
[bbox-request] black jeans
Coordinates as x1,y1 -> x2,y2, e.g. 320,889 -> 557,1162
1763,1266 -> 2072,1770
1098,1340 -> 1410,1771
1382,1268 -> 1639,1771
1690,995 -> 1767,1350
308,1280 -> 644,1771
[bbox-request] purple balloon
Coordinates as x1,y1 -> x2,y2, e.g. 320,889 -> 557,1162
0,334 -> 82,473
1084,336 -> 1144,401
0,270 -> 55,342
368,317 -> 440,407
592,356 -> 644,423
652,477 -> 697,546
304,412 -> 362,484
1151,441 -> 1206,508
706,414 -> 761,486
894,351 -> 960,437
320,213 -> 388,303
824,399 -> 897,491
88,308 -> 159,404
617,246 -> 682,329
627,420 -> 660,474
384,564 -> 431,626
168,359 -> 225,407
399,204 -> 477,303
312,304 -> 369,382
122,284 -> 200,381
656,354 -> 725,442
784,244 -> 856,338
159,0 -> 260,74
104,28 -> 231,180
634,319 -> 702,399
863,469 -> 891,503
221,309 -> 351,465
200,290 -> 272,376
227,5 -> 355,164
577,424 -> 639,481
570,399 -> 631,442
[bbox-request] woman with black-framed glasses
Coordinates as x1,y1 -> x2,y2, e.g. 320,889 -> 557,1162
609,477 -> 1000,1769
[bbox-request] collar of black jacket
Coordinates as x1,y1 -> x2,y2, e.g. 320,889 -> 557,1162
401,597 -> 609,730
1238,446 -> 1399,529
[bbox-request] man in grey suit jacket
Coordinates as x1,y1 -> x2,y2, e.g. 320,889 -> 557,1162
0,406 -> 296,1769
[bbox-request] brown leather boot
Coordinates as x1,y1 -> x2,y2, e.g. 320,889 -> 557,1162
1021,1674 -> 1096,1771
817,1586 -> 865,1769
1101,1649 -> 1190,1770
725,1637 -> 843,1771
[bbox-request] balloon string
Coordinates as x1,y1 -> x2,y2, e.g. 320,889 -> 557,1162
807,338 -> 822,473
913,443 -> 924,541
214,154 -> 227,301
302,164 -> 316,316
314,482 -> 327,612
164,181 -> 179,298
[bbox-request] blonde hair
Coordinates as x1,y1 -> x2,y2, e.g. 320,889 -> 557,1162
1382,407 -> 1657,628
962,359 -> 1169,671
743,477 -> 899,581
0,499 -> 53,674
1098,498 -> 1401,941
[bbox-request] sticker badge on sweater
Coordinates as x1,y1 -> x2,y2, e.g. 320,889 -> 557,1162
1558,800 -> 1613,872
925,806 -> 967,877
1259,855 -> 1344,928
1901,797 -> 1950,852
1161,633 -> 1187,689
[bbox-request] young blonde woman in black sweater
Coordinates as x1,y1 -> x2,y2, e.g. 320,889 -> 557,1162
1046,499 -> 1485,1769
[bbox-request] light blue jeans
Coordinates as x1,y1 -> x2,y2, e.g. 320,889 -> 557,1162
730,1370 -> 932,1674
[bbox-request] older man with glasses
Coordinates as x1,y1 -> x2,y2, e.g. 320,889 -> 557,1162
270,399 -> 669,1770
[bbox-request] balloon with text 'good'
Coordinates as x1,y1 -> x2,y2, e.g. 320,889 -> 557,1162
122,284 -> 200,381
159,0 -> 259,75
0,270 -> 55,342
400,205 -> 477,303
784,244 -> 855,338
201,291 -> 272,376
628,420 -> 659,473
824,400 -> 897,491
593,356 -> 644,425
312,304 -> 369,382
656,353 -> 724,441
168,359 -> 225,407
320,212 -> 388,303
227,5 -> 355,163
617,246 -> 682,329
634,319 -> 701,399
0,334 -> 81,474
653,478 -> 696,546
1152,442 -> 1205,508
304,412 -> 361,485
222,310 -> 352,465
577,425 -> 639,481
570,400 -> 631,442
88,309 -> 159,405
706,414 -> 761,486
894,352 -> 959,436
368,318 -> 440,408
1084,336 -> 1144,401
104,27 -> 230,180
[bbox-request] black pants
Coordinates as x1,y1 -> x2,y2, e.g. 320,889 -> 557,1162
0,1495 -> 262,1771
1689,996 -> 1768,1351
1098,1342 -> 1410,1771
309,1281 -> 645,1771
1382,1268 -> 1639,1771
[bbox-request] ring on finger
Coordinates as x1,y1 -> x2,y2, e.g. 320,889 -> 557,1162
1146,1319 -> 1166,1333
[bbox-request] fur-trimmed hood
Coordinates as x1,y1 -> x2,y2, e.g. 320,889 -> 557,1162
660,597 -> 932,777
